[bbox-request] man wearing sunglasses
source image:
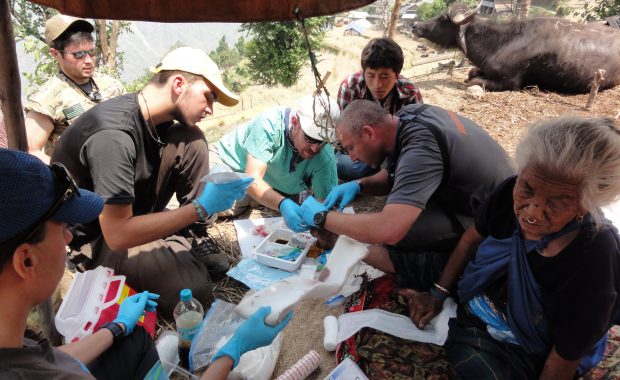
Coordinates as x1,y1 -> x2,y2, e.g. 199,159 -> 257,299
210,94 -> 339,232
24,14 -> 124,163
51,47 -> 252,317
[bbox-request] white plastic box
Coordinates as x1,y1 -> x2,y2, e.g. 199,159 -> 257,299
253,229 -> 315,272
55,266 -> 125,343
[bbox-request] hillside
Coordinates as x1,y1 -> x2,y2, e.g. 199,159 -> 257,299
199,24 -> 620,156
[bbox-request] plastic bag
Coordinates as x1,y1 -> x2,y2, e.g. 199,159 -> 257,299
190,299 -> 282,380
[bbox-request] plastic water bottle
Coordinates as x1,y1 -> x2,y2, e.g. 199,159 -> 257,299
173,289 -> 204,369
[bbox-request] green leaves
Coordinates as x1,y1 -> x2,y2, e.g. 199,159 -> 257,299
573,0 -> 620,21
240,17 -> 327,87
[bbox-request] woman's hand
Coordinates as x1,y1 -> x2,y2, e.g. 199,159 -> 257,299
398,288 -> 444,329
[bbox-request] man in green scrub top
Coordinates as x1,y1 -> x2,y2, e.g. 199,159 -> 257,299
212,94 -> 339,232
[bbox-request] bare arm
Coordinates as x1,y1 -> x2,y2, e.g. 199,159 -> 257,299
57,327 -> 115,365
401,225 -> 484,328
358,169 -> 391,196
539,347 -> 580,380
25,110 -> 54,163
324,202 -> 421,245
200,356 -> 234,380
436,225 -> 483,293
99,203 -> 200,251
244,153 -> 285,210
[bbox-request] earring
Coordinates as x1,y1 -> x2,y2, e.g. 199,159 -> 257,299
576,214 -> 584,223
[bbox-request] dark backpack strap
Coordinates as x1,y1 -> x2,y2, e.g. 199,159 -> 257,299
406,104 -> 451,187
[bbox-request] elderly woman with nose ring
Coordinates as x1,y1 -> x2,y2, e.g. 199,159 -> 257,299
399,116 -> 620,379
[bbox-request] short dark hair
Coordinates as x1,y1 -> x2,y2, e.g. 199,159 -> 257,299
360,38 -> 404,74
51,27 -> 93,52
0,223 -> 47,273
148,70 -> 206,88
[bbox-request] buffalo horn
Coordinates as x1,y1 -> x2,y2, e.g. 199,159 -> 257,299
450,2 -> 481,25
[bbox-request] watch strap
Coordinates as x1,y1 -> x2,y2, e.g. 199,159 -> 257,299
101,322 -> 125,344
314,210 -> 328,228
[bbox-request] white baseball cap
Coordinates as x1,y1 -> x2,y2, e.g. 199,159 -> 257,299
153,47 -> 239,107
297,94 -> 340,142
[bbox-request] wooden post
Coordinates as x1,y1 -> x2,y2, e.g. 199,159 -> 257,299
585,69 -> 606,110
313,71 -> 331,96
0,0 -> 27,151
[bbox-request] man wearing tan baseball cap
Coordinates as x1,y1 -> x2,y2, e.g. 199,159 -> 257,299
51,47 -> 249,317
24,14 -> 124,163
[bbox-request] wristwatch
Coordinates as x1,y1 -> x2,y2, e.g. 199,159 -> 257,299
313,211 -> 329,228
101,322 -> 125,344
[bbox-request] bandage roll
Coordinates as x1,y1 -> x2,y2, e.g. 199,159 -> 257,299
323,315 -> 338,351
275,350 -> 321,380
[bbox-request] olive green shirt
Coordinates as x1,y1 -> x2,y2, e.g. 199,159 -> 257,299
24,72 -> 124,155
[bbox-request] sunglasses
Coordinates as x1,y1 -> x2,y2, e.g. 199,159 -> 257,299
87,90 -> 102,103
2,163 -> 80,248
302,130 -> 326,148
59,48 -> 98,60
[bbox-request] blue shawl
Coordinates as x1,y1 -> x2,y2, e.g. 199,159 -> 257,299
457,216 -> 605,366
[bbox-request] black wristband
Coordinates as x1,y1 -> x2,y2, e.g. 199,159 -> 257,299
101,322 -> 125,344
277,198 -> 287,210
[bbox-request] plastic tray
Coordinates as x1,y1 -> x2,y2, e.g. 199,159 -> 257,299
55,266 -> 125,342
253,229 -> 315,272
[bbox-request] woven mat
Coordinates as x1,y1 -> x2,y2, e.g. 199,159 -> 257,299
272,298 -> 344,379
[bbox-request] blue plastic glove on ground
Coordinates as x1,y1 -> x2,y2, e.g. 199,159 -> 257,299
324,181 -> 360,211
279,198 -> 308,232
197,177 -> 254,217
114,291 -> 160,335
300,196 -> 329,228
211,306 -> 293,368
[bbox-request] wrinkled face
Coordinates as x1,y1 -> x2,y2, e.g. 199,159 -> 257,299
52,40 -> 96,84
364,67 -> 397,102
292,117 -> 325,160
173,79 -> 217,127
513,166 -> 583,240
32,221 -> 73,300
337,126 -> 385,168
412,14 -> 460,47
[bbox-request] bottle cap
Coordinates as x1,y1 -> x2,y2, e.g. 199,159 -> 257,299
180,288 -> 192,302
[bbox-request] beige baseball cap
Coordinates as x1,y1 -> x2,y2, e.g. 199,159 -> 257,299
45,14 -> 94,46
153,47 -> 239,107
297,94 -> 340,142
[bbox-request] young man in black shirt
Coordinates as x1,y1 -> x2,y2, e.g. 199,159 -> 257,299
52,47 -> 252,316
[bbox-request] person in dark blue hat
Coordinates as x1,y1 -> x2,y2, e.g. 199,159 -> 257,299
0,148 -> 163,379
0,149 -> 291,378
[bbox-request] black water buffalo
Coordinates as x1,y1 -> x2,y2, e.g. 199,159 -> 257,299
412,4 -> 620,93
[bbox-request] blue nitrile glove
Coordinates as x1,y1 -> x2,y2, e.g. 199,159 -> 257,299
324,181 -> 360,211
211,306 -> 293,368
197,177 -> 254,217
279,198 -> 308,232
300,196 -> 329,228
114,291 -> 160,335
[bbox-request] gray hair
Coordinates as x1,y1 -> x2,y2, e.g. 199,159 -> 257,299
337,99 -> 390,136
515,116 -> 620,226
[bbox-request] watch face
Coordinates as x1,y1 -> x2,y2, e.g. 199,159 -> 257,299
314,211 -> 326,227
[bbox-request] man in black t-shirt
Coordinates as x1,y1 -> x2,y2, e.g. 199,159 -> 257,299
52,47 -> 252,316
300,100 -> 514,290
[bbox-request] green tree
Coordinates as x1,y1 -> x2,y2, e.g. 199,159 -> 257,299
574,0 -> 620,20
240,17 -> 327,87
417,0 -> 477,21
209,36 -> 241,70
